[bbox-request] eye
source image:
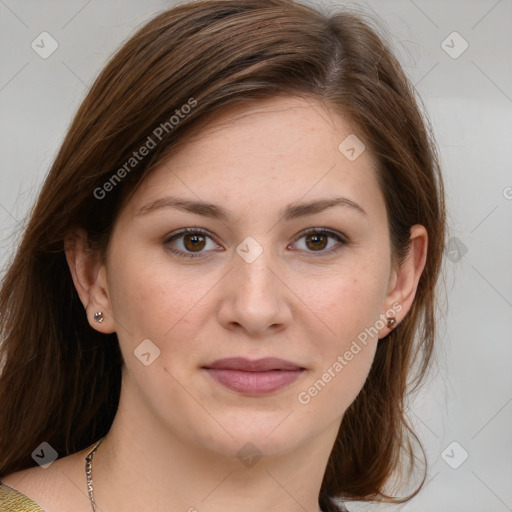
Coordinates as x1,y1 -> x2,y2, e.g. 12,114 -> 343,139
164,227 -> 348,259
164,228 -> 219,259
290,228 -> 347,256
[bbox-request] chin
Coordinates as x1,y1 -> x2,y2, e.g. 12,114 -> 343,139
171,410 -> 304,461
206,431 -> 304,462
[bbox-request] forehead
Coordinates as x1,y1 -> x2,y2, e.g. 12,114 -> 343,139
125,95 -> 385,221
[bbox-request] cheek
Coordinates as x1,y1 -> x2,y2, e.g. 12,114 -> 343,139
296,257 -> 389,413
298,341 -> 377,423
106,245 -> 205,337
311,258 -> 389,343
107,261 -> 167,339
297,279 -> 382,420
105,252 -> 211,402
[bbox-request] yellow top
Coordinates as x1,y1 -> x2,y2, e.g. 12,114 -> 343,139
0,482 -> 46,512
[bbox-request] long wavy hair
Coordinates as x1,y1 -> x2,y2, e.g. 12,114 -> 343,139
0,1 -> 445,510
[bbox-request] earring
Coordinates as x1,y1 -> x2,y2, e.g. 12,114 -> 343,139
94,311 -> 104,323
386,316 -> 396,329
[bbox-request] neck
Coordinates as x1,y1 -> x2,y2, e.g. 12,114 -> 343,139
89,372 -> 339,512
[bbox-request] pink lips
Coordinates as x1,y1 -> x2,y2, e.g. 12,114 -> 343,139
202,357 -> 305,395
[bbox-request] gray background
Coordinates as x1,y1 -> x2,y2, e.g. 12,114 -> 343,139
1,1 -> 511,511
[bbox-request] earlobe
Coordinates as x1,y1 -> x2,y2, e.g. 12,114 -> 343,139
379,224 -> 428,338
64,229 -> 116,334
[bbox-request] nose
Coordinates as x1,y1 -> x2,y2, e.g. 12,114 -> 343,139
216,243 -> 293,337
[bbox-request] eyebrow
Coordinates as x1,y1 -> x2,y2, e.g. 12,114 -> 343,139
135,195 -> 367,221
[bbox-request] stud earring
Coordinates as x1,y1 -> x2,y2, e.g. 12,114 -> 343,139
386,316 -> 396,329
94,311 -> 104,323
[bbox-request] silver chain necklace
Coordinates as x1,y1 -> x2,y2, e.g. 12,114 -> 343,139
83,436 -> 328,512
84,437 -> 105,512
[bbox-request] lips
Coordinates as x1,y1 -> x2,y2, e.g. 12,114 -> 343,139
203,357 -> 304,372
202,357 -> 306,395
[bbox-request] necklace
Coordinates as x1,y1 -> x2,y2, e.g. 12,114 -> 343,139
84,436 -> 328,512
84,437 -> 105,512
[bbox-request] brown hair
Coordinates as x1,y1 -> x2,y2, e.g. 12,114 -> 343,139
0,0 -> 445,509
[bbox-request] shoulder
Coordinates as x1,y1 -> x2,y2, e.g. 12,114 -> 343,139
0,448 -> 93,512
0,479 -> 46,511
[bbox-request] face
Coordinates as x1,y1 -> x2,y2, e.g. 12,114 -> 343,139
89,96 -> 403,459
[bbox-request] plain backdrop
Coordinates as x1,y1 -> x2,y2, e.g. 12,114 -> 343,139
0,1 -> 511,511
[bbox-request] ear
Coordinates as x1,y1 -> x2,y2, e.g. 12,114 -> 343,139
379,224 -> 428,338
64,229 -> 116,334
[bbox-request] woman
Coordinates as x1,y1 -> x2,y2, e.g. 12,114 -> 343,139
0,0 -> 445,511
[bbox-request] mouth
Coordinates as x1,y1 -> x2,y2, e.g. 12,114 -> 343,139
201,357 -> 306,395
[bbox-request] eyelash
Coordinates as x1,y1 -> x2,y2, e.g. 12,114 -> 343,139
164,227 -> 348,259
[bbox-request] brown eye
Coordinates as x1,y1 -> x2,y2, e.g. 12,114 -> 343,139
183,233 -> 206,252
292,228 -> 347,256
166,227 -> 347,259
165,228 -> 218,258
305,233 -> 328,251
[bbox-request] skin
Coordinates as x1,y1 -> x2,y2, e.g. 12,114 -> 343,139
1,96 -> 427,512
